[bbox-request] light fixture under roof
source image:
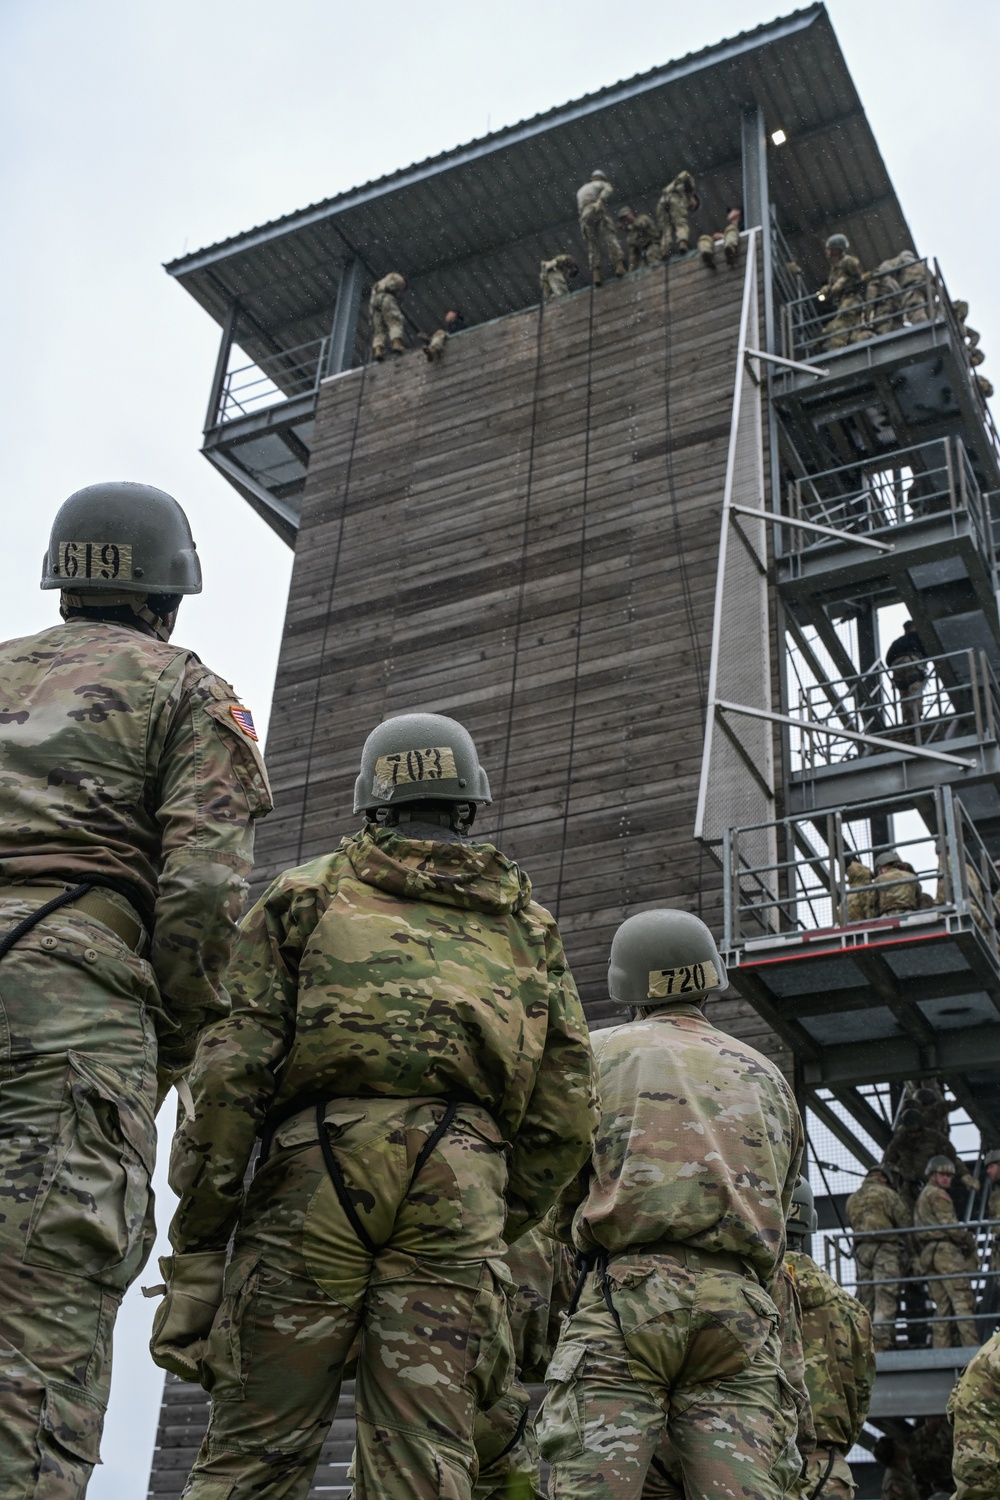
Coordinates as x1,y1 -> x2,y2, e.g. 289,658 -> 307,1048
771,128 -> 787,146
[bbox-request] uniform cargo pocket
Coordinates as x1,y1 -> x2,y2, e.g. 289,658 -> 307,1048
537,1340 -> 588,1465
467,1262 -> 516,1412
24,1051 -> 155,1289
40,1377 -> 106,1467
201,1248 -> 261,1402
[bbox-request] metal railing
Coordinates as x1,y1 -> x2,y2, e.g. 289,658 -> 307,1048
781,256 -> 940,364
218,336 -> 330,423
782,436 -> 995,567
824,1212 -> 1000,1347
723,786 -> 1000,951
793,648 -> 1000,771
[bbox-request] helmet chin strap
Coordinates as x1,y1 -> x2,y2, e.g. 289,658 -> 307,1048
60,592 -> 173,641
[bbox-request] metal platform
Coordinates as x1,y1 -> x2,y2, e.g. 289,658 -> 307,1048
721,787 -> 1000,1138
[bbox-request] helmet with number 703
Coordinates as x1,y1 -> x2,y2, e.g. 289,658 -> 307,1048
354,713 -> 492,815
41,482 -> 202,595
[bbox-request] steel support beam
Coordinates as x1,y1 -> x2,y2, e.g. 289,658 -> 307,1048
204,300 -> 239,433
326,258 -> 365,377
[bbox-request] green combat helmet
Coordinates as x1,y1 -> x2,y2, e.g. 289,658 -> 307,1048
984,1149 -> 1000,1168
925,1155 -> 955,1177
608,908 -> 727,1011
787,1176 -> 818,1241
354,712 -> 492,823
42,481 -> 201,639
826,233 -> 849,254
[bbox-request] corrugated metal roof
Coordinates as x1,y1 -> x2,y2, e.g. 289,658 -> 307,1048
167,5 -> 914,377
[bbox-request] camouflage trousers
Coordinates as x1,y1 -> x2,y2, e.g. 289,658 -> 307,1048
825,295 -> 869,349
579,205 -> 623,277
425,328 -> 448,361
181,1096 -> 515,1500
370,291 -> 404,354
656,195 -> 689,256
541,268 -> 571,299
865,274 -> 903,335
625,234 -> 660,272
697,227 -> 739,270
923,1241 -> 979,1348
0,891 -> 157,1498
855,1243 -> 903,1350
803,1446 -> 855,1500
473,1378 -> 541,1500
536,1252 -> 800,1500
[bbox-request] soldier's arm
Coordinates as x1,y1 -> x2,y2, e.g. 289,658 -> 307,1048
849,1305 -> 877,1441
165,881 -> 309,1253
504,915 -> 599,1242
150,658 -> 272,1076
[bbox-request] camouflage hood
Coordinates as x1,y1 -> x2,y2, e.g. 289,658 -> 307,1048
346,825 -> 531,915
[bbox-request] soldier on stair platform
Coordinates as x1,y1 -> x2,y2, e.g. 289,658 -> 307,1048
846,1165 -> 911,1350
915,1156 -> 980,1348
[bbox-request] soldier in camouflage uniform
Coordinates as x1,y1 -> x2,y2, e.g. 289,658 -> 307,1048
947,1326 -> 1000,1498
616,208 -> 660,270
914,1157 -> 979,1348
540,255 -> 580,300
697,208 -> 743,271
844,857 -> 875,923
0,482 -> 270,1496
873,850 -> 924,914
786,1178 -> 876,1500
819,234 -> 870,349
655,170 -> 698,257
846,1165 -> 911,1349
474,1226 -> 578,1500
151,712 -> 598,1500
370,271 -> 408,359
885,1114 -> 976,1209
423,308 -> 464,362
576,171 -> 626,287
872,1436 -> 920,1500
906,1415 -> 954,1500
984,1149 -> 1000,1278
537,909 -> 804,1500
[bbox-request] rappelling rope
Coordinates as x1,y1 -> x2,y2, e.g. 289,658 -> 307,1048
554,281 -> 597,919
296,351 -> 369,864
495,296 -> 546,849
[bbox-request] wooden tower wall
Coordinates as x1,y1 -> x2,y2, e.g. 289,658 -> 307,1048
253,252 -> 783,1055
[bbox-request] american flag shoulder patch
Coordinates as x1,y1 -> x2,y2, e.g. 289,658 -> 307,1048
229,706 -> 258,741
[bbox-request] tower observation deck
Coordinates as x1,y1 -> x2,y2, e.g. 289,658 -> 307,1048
150,7 -> 995,1496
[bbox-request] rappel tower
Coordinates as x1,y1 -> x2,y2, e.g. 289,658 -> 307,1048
150,6 -> 998,1493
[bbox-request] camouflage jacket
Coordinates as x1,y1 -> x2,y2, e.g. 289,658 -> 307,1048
561,1004 -> 803,1280
786,1250 -> 875,1450
167,825 -> 598,1253
770,1258 -> 816,1454
873,863 -> 921,915
884,1124 -> 969,1189
371,272 -> 406,303
0,618 -> 270,1069
846,1179 -> 911,1243
625,214 -> 658,250
506,1224 -> 578,1383
947,1329 -> 1000,1499
914,1182 -> 975,1252
881,1464 -> 920,1500
576,179 -> 613,215
823,253 -> 866,303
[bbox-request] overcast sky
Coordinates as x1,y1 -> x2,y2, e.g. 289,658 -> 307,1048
2,0 -> 997,1494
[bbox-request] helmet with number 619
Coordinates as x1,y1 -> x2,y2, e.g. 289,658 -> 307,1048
353,713 -> 492,815
41,482 -> 202,595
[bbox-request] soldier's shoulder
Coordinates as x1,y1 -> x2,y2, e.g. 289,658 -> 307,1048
260,841 -> 356,906
1,619 -> 192,683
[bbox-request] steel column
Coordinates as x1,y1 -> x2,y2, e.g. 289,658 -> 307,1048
326,258 -> 364,377
203,301 -> 240,433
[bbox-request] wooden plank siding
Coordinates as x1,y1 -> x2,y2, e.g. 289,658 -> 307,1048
251,251 -> 788,1064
